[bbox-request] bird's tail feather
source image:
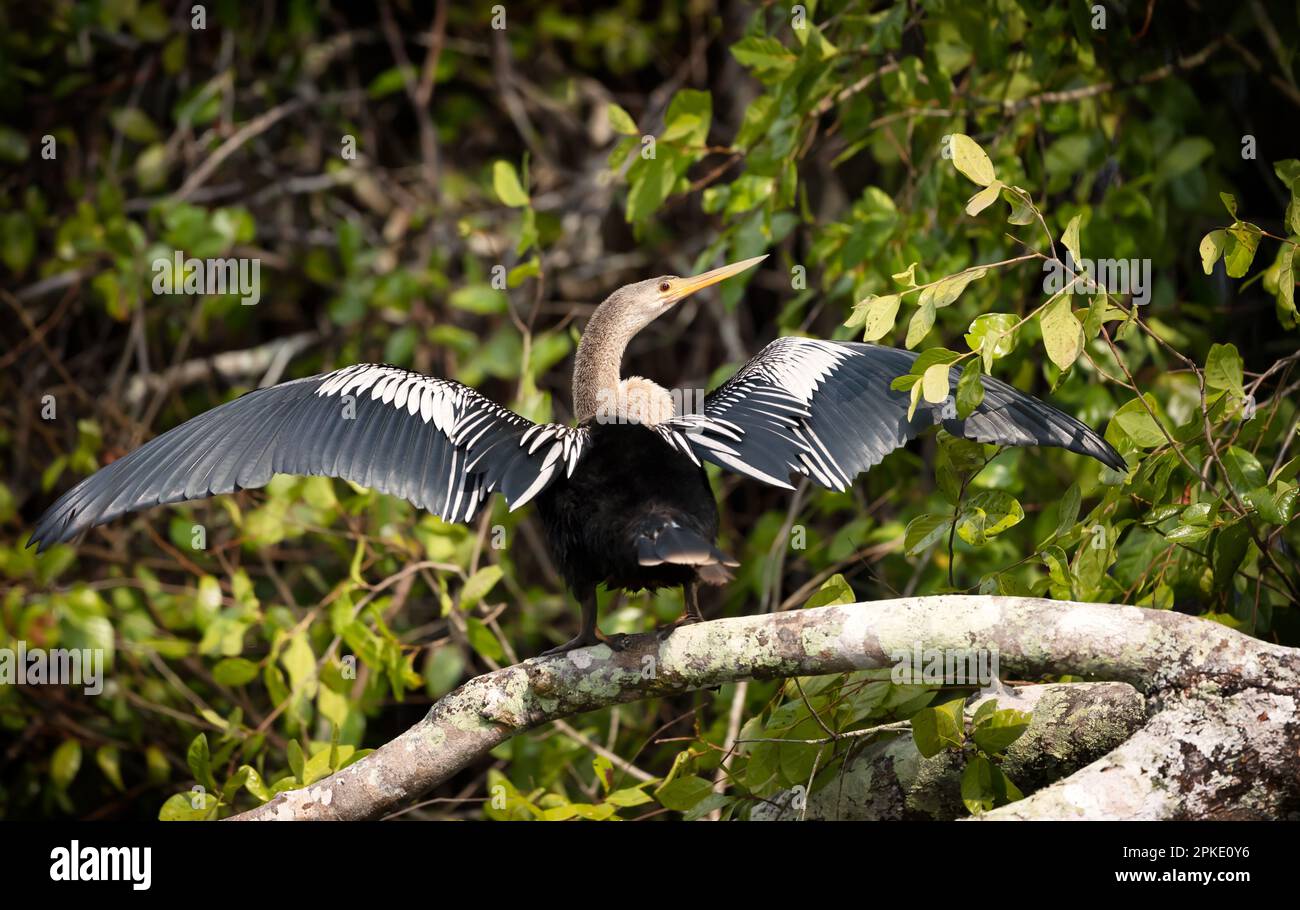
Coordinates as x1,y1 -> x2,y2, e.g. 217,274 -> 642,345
635,519 -> 738,584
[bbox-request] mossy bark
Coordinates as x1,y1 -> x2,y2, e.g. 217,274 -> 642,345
753,682 -> 1146,820
230,596 -> 1300,821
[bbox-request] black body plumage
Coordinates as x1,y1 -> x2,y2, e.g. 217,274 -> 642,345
534,421 -> 724,599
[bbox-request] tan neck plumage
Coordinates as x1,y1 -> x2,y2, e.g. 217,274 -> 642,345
572,298 -> 674,426
572,303 -> 632,423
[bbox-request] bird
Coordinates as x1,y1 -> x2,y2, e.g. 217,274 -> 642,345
28,254 -> 1126,654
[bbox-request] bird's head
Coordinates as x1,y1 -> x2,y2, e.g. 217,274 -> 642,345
598,254 -> 768,336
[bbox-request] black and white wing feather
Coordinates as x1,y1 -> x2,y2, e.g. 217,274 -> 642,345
663,338 -> 1124,491
29,364 -> 586,550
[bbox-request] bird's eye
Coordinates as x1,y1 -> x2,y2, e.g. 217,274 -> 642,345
658,280 -> 671,293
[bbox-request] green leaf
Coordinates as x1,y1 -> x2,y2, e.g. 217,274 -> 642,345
424,645 -> 465,698
96,745 -> 126,792
300,745 -> 334,785
964,313 -> 1017,369
286,739 -> 305,783
492,160 -> 529,207
110,107 -> 161,143
892,262 -> 919,286
1113,397 -> 1166,448
1040,297 -> 1083,371
805,573 -> 855,608
906,301 -> 936,348
383,326 -> 418,365
213,657 -> 260,686
281,632 -> 318,697
1157,137 -> 1213,183
965,181 -> 1003,216
956,360 -> 984,418
938,433 -> 986,478
961,754 -> 1023,813
1249,484 -> 1297,526
625,155 -> 676,223
950,133 -> 996,186
956,491 -> 1024,545
1276,241 -> 1296,318
606,787 -> 654,808
730,36 -> 797,74
1041,545 -> 1071,587
1212,522 -> 1252,591
972,707 -> 1031,755
0,212 -> 35,276
219,766 -> 249,804
911,698 -> 965,757
465,616 -> 505,662
367,65 -> 415,99
449,284 -> 507,315
187,733 -> 217,792
541,801 -> 618,821
1275,159 -> 1300,190
1003,186 -> 1037,225
907,382 -> 923,421
1219,192 -> 1238,220
159,791 -> 218,821
921,362 -> 951,404
1181,502 -> 1214,526
0,125 -> 28,163
606,103 -> 638,135
129,2 -> 171,41
918,268 -> 986,310
1061,214 -> 1083,265
1167,524 -> 1212,543
1199,230 -> 1227,274
663,89 -> 712,147
135,142 -> 169,190
855,294 -> 901,341
592,755 -> 613,794
51,739 -> 82,789
240,765 -> 273,803
1205,343 -> 1244,396
460,565 -> 504,611
1223,222 -> 1261,277
1055,484 -> 1081,538
655,775 -> 714,812
1222,446 -> 1266,494
904,514 -> 953,556
146,746 -> 170,785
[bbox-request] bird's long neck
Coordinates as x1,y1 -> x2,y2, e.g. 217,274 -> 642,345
572,299 -> 640,423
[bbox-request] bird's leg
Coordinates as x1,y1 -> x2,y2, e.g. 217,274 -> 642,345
656,580 -> 704,639
683,580 -> 704,623
542,590 -> 628,656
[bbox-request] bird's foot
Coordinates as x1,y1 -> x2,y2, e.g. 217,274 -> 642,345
654,613 -> 702,641
541,630 -> 630,657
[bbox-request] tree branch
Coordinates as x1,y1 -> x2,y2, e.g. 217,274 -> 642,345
229,596 -> 1300,821
754,682 -> 1146,820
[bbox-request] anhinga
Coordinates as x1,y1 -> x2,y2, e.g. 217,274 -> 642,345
29,255 -> 1125,654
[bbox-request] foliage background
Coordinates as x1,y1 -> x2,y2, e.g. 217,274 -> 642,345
1,0 -> 1297,820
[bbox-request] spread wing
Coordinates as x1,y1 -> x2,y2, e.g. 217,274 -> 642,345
29,364 -> 586,550
660,338 -> 1125,491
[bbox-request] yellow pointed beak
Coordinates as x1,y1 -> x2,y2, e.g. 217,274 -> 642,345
666,254 -> 767,303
